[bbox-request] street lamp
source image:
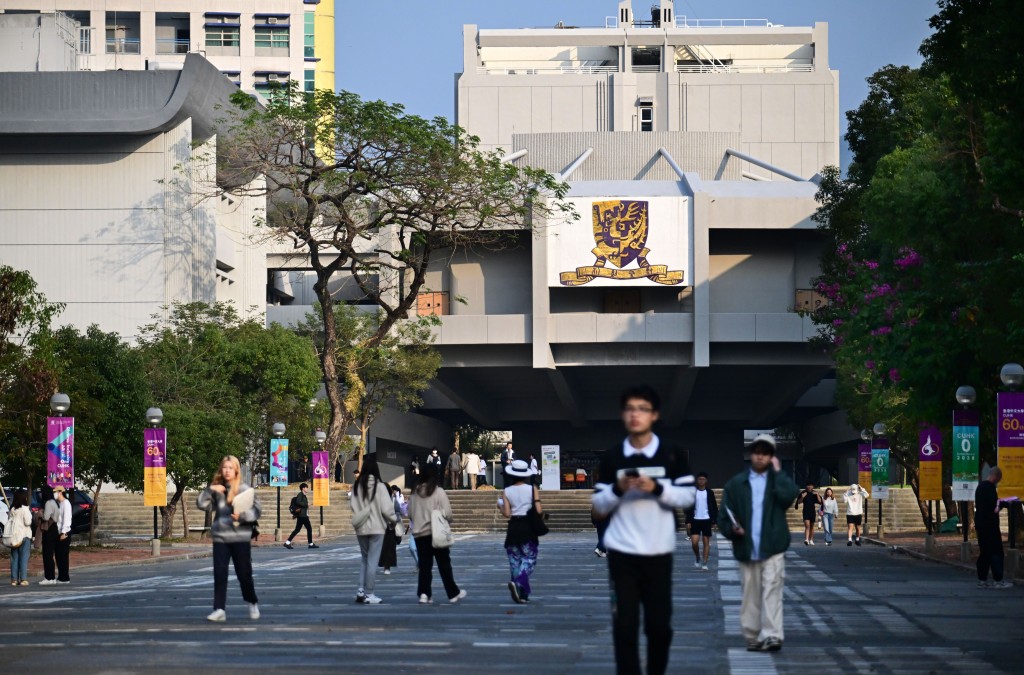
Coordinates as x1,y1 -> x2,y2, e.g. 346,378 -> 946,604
270,422 -> 287,540
144,407 -> 166,556
955,385 -> 977,407
314,429 -> 327,536
953,385 -> 980,562
860,428 -> 872,442
869,422 -> 890,538
872,422 -> 887,437
45,393 -> 73,494
49,393 -> 70,414
1000,363 -> 1024,389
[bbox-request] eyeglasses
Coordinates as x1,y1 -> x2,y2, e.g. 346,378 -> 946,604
623,406 -> 654,414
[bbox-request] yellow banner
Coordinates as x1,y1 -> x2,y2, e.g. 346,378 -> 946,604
144,467 -> 167,507
858,471 -> 872,498
312,479 -> 329,507
918,462 -> 942,501
998,446 -> 1024,502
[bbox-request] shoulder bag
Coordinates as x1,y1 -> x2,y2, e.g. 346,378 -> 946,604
528,497 -> 549,537
430,509 -> 453,549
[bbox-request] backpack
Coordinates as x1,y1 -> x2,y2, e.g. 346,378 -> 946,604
289,496 -> 300,518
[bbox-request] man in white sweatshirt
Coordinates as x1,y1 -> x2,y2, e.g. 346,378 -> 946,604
843,483 -> 869,546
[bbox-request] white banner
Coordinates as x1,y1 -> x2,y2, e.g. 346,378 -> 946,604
548,196 -> 690,287
541,445 -> 561,491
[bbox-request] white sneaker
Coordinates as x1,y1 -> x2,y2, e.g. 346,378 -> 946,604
701,563 -> 709,571
38,579 -> 57,586
364,594 -> 383,604
694,560 -> 701,569
206,609 -> 226,622
449,589 -> 467,604
418,594 -> 431,604
383,569 -> 391,575
990,581 -> 1013,589
249,603 -> 260,620
809,540 -> 815,546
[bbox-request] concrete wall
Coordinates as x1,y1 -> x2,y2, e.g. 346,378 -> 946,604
0,12 -> 78,71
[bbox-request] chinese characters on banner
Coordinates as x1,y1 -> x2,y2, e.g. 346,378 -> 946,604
269,438 -> 289,487
311,450 -> 330,506
996,391 -> 1024,495
918,424 -> 943,501
143,428 -> 167,507
857,443 -> 872,497
46,417 -> 74,489
952,408 -> 979,501
871,437 -> 890,500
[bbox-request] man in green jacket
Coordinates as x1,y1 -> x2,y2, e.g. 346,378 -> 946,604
719,434 -> 799,653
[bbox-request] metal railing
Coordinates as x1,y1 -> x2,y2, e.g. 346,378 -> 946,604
106,38 -> 141,54
675,16 -> 774,28
676,62 -> 813,74
156,38 -> 190,54
631,64 -> 660,73
476,64 -> 617,75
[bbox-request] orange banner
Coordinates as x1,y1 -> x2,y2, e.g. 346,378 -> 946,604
311,450 -> 330,507
144,467 -> 167,507
918,462 -> 942,501
858,471 -> 872,498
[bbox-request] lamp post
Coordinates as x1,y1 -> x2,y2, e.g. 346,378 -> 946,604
46,393 -> 74,498
315,429 -> 327,537
144,407 -> 165,557
271,422 -> 287,541
954,385 -> 979,563
871,422 -> 890,540
859,428 -> 872,534
998,363 -> 1023,576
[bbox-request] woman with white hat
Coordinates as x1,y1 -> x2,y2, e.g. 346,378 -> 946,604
498,459 -> 544,604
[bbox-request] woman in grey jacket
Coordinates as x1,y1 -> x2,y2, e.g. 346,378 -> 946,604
196,455 -> 262,622
350,455 -> 398,604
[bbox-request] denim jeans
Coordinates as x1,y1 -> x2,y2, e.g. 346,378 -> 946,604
9,538 -> 31,581
822,512 -> 834,543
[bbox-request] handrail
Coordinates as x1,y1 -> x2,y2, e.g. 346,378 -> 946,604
476,65 -> 617,75
676,62 -> 813,74
675,16 -> 774,28
726,148 -> 808,182
156,38 -> 191,54
105,37 -> 141,54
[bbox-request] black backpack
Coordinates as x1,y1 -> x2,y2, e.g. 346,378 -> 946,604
289,496 -> 300,518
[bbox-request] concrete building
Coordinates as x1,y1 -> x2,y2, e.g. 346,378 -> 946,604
0,10 -> 79,71
0,1 -> 335,98
0,54 -> 267,340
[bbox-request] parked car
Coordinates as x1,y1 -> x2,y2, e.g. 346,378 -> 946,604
2,487 -> 95,535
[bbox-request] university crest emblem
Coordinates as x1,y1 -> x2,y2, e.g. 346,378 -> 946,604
559,200 -> 683,286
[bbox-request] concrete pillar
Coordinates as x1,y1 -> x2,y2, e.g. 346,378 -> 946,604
1006,549 -> 1020,579
924,534 -> 937,555
960,541 -> 973,563
151,538 -> 161,557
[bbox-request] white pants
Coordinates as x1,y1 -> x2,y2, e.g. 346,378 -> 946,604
738,553 -> 786,642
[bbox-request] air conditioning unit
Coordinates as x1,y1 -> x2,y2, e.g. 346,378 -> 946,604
268,73 -> 279,81
267,16 -> 278,24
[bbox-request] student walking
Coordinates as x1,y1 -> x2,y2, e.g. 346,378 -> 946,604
499,459 -> 544,603
592,385 -> 696,675
719,434 -> 799,652
446,448 -> 463,490
409,468 -> 466,604
796,483 -> 823,545
685,472 -> 718,570
37,486 -> 59,585
196,455 -> 262,622
821,488 -> 838,545
350,455 -> 398,604
843,483 -> 869,545
283,483 -> 318,549
976,467 -> 1012,589
54,486 -> 73,584
463,451 -> 479,490
7,490 -> 32,586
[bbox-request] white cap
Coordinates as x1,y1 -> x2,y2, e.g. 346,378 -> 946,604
749,434 -> 777,453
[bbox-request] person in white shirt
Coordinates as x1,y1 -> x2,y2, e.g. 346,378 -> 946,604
38,486 -> 60,585
843,483 -> 869,546
463,452 -> 480,490
54,486 -> 73,584
684,472 -> 718,570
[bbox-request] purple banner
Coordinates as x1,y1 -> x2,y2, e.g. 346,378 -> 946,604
46,416 -> 75,488
997,391 -> 1024,447
919,424 -> 942,462
857,443 -> 872,473
953,408 -> 980,427
144,428 -> 167,468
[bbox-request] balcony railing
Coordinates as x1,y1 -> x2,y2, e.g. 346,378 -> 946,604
631,64 -> 660,73
106,38 -> 141,54
676,62 -> 813,74
156,38 -> 190,54
674,16 -> 774,28
476,64 -> 617,75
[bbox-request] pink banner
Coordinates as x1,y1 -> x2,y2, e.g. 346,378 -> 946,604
46,416 -> 74,488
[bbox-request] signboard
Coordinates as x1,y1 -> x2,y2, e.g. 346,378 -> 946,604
540,445 -> 561,491
143,427 -> 167,507
46,416 -> 75,489
311,450 -> 330,506
918,424 -> 943,501
952,408 -> 980,501
871,438 -> 890,500
548,197 -> 690,287
997,391 -> 1024,495
269,438 -> 289,487
857,443 -> 872,497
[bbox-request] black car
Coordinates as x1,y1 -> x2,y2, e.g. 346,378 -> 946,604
2,487 -> 95,535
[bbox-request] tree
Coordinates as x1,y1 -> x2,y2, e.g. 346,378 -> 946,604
207,85 -> 571,473
51,325 -> 149,545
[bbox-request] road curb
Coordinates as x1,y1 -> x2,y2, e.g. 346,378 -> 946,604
862,536 -> 1021,585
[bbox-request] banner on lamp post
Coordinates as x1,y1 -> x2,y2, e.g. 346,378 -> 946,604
269,439 -> 289,487
871,438 -> 890,500
997,391 -> 1024,495
918,424 -> 943,501
857,443 -> 872,497
311,450 -> 330,506
46,417 -> 75,489
143,427 -> 167,507
952,408 -> 980,501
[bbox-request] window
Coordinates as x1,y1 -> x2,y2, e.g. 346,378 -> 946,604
304,12 -> 315,58
639,104 -> 653,132
255,27 -> 289,49
255,82 -> 288,104
206,26 -> 239,47
79,27 -> 91,53
304,69 -> 315,92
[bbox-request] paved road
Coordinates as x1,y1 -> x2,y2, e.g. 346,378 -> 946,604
0,533 -> 1018,673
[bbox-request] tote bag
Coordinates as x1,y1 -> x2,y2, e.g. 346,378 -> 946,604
430,509 -> 453,549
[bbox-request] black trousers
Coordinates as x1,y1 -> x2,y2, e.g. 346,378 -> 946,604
41,527 -> 58,580
213,541 -> 258,610
288,516 -> 312,544
55,533 -> 71,582
607,551 -> 673,675
977,526 -> 1004,582
415,535 -> 460,600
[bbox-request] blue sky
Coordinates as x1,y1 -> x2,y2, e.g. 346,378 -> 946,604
336,1 -> 939,168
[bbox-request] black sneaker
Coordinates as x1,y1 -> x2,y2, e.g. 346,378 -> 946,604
283,542 -> 293,549
746,640 -> 764,652
855,538 -> 862,546
847,540 -> 853,547
762,637 -> 782,652
355,593 -> 366,604
308,543 -> 320,549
